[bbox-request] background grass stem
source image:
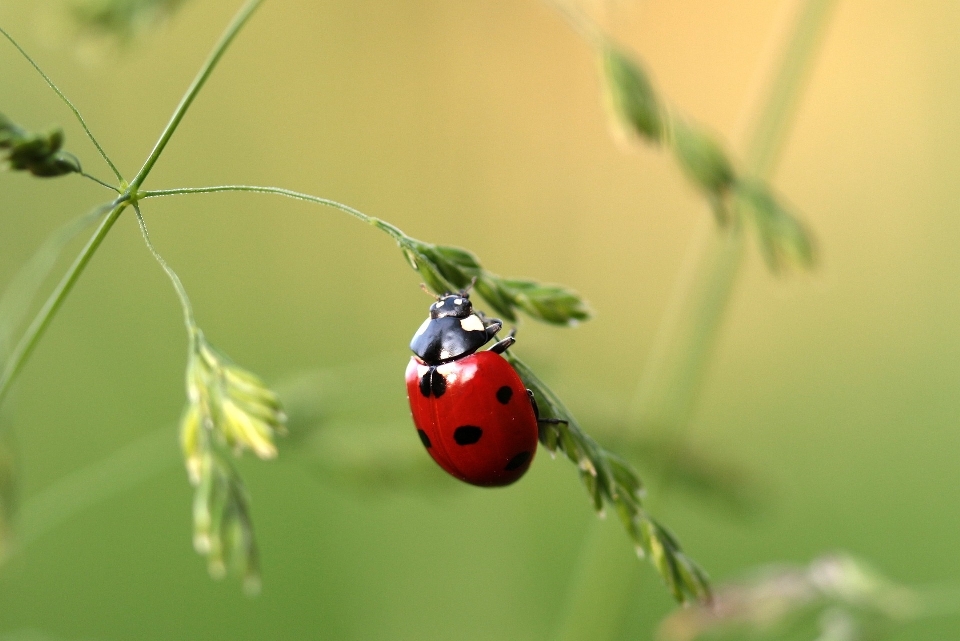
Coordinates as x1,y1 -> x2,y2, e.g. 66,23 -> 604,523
630,0 -> 836,432
0,199 -> 127,405
554,2 -> 836,639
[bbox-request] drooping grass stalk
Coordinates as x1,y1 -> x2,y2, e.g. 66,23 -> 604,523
553,2 -> 836,639
141,185 -> 376,225
140,185 -> 414,246
132,205 -> 197,332
0,26 -> 123,182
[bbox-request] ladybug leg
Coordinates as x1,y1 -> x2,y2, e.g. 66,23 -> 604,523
527,389 -> 568,426
489,335 -> 515,354
489,327 -> 517,354
483,317 -> 503,342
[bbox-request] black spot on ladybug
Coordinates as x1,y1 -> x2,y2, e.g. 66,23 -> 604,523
419,369 -> 447,398
505,451 -> 531,471
496,385 -> 513,404
417,429 -> 431,448
419,373 -> 431,397
453,425 -> 483,445
432,371 -> 447,397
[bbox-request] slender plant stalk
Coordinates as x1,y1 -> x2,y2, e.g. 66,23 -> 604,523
0,0 -> 263,405
78,171 -> 121,192
130,0 -> 263,190
141,185 -> 374,224
0,26 -> 123,181
0,203 -> 111,361
132,205 -> 198,332
141,185 -> 409,244
554,2 -> 836,640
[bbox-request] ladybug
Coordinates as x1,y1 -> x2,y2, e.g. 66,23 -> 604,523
405,290 -> 546,487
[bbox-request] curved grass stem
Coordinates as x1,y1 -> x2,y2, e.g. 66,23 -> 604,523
140,185 -> 407,244
132,205 -> 197,333
0,26 -> 123,182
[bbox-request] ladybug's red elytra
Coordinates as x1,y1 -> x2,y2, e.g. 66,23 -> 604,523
405,290 -> 549,487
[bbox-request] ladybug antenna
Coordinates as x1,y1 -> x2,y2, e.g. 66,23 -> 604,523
459,277 -> 477,297
419,283 -> 441,300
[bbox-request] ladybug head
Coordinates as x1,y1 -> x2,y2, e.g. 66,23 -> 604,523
429,293 -> 473,319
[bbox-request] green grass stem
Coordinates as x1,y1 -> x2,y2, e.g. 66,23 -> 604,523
129,0 -> 263,190
0,26 -> 123,182
0,197 -> 128,405
141,185 -> 410,244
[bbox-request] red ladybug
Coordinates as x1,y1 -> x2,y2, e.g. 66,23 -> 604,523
405,291 -> 541,486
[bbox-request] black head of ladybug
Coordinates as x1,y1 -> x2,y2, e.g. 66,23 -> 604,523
411,291 -> 502,365
429,294 -> 473,320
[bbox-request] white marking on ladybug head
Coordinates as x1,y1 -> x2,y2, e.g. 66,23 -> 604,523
413,318 -> 431,338
436,299 -> 444,306
460,314 -> 484,332
439,348 -> 452,360
454,298 -> 463,305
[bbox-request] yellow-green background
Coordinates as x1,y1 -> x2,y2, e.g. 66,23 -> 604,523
1,0 -> 959,639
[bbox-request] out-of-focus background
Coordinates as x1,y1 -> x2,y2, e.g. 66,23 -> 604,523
1,0 -> 959,639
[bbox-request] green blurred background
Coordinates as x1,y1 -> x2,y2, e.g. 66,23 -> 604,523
2,0 -> 960,639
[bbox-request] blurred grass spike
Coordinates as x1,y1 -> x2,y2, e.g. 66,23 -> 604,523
670,118 -> 736,198
657,553 -> 931,641
69,0 -> 188,39
735,179 -> 817,271
191,448 -> 261,595
370,218 -> 591,325
506,352 -> 711,605
0,113 -> 80,178
601,42 -> 664,143
596,37 -> 817,272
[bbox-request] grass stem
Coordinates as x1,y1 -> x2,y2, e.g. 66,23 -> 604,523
130,0 -> 264,190
141,185 -> 409,245
0,197 -> 128,405
0,26 -> 123,182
